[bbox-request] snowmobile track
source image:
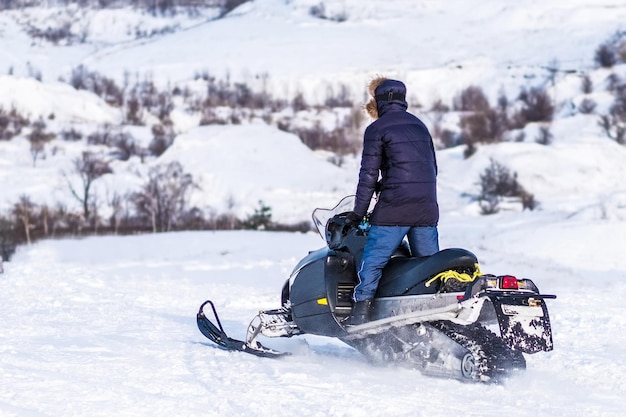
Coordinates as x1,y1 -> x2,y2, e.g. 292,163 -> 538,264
432,321 -> 526,382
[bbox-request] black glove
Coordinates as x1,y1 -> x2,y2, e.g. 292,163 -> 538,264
343,211 -> 362,227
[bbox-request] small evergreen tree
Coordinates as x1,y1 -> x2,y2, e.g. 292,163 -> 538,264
244,200 -> 273,230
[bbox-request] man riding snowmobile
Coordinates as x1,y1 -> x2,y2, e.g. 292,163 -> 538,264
197,196 -> 556,382
346,76 -> 440,325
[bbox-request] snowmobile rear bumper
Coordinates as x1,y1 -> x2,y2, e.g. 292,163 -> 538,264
460,276 -> 556,353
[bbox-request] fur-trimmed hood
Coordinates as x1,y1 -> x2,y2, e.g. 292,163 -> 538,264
364,77 -> 408,119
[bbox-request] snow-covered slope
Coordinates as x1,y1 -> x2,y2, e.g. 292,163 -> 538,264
158,124 -> 355,221
1,220 -> 625,416
1,0 -> 626,223
4,0 -> 626,100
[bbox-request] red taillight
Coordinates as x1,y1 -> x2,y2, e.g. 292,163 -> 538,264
501,275 -> 519,290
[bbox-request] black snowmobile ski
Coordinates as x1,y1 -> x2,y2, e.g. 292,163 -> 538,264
196,300 -> 288,358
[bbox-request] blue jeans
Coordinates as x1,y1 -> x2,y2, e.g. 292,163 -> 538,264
353,225 -> 439,302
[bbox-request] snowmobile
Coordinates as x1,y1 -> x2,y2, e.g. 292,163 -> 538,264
197,196 -> 556,382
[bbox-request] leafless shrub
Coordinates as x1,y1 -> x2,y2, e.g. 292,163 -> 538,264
26,21 -> 78,45
535,125 -> 553,145
599,81 -> 626,144
514,131 -> 526,142
28,118 -> 56,166
106,191 -> 127,235
477,158 -> 537,214
595,43 -> 618,68
87,125 -> 116,146
510,87 -> 554,128
453,86 -> 490,112
65,152 -> 113,223
38,204 -> 50,237
87,126 -> 144,160
12,195 -> 37,245
428,99 -> 450,146
309,2 -> 347,22
618,39 -> 626,63
439,129 -> 461,149
581,74 -> 593,94
292,92 -> 308,112
60,127 -> 83,141
0,107 -> 29,140
324,83 -> 354,107
148,124 -> 175,157
599,114 -> 626,144
578,98 -> 597,115
431,99 -> 450,113
278,117 -> 360,155
155,91 -> 175,124
207,212 -> 242,230
69,65 -> 124,107
125,93 -> 144,125
607,74 -> 622,93
130,161 -> 196,233
459,109 -> 507,146
0,215 -> 16,262
199,108 -> 228,125
448,87 -> 514,156
198,76 -> 282,110
110,132 -> 139,161
220,0 -> 249,15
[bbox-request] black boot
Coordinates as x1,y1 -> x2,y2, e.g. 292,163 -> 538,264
349,299 -> 373,326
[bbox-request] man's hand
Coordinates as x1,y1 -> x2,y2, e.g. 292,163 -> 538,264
343,211 -> 362,227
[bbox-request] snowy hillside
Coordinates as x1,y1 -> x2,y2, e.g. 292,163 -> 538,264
1,0 -> 626,225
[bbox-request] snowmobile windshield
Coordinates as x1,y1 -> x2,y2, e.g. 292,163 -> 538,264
312,196 -> 356,241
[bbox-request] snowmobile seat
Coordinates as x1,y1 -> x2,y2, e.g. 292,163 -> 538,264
375,248 -> 478,297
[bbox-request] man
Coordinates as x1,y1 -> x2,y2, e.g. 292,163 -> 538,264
347,77 -> 440,325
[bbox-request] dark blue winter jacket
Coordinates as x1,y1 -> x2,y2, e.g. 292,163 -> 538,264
354,80 -> 439,226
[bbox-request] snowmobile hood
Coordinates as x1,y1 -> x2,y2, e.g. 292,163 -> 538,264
289,246 -> 329,283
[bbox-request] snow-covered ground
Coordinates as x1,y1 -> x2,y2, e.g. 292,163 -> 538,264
1,216 -> 625,417
2,0 -> 626,415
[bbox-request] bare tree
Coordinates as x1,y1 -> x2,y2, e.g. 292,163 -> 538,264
12,195 -> 37,245
0,215 -> 16,262
599,82 -> 626,144
107,190 -> 126,235
535,125 -> 554,145
581,74 -> 593,94
65,152 -> 113,223
517,87 -> 555,123
39,204 -> 50,237
148,124 -> 175,157
0,107 -> 29,140
477,159 -> 537,214
453,85 -> 490,112
28,118 -> 56,166
131,161 -> 196,232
